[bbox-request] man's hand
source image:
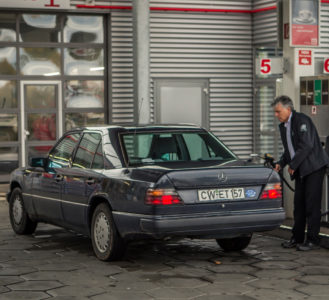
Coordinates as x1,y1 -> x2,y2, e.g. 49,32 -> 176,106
274,164 -> 281,172
288,166 -> 295,175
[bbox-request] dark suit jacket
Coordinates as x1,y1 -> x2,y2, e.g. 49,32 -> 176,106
278,110 -> 329,178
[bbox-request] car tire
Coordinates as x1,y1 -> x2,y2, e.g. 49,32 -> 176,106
216,234 -> 252,251
9,187 -> 37,235
91,203 -> 126,261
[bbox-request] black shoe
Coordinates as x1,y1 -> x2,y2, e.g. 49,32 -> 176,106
296,241 -> 320,251
281,238 -> 298,248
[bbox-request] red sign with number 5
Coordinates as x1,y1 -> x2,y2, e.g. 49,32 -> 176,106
324,58 -> 329,74
260,59 -> 271,75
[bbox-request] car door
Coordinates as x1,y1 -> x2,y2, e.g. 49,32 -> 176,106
61,131 -> 104,229
31,132 -> 81,223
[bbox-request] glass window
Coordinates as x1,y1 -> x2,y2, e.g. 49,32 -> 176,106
92,142 -> 104,169
0,47 -> 16,75
121,131 -> 236,166
72,132 -> 101,169
0,81 -> 17,108
48,133 -> 80,168
26,85 -> 56,109
64,15 -> 103,43
182,133 -> 215,160
28,145 -> 53,158
20,47 -> 61,76
65,112 -> 104,131
65,80 -> 104,108
0,114 -> 18,141
27,113 -> 56,141
64,48 -> 104,75
0,14 -> 16,42
19,14 -> 60,43
0,146 -> 18,175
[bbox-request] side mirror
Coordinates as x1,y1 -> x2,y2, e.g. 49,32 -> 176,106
30,157 -> 47,168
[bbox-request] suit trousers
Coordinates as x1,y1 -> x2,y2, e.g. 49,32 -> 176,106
292,167 -> 326,244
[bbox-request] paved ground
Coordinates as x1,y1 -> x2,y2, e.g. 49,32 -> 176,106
1,199 -> 329,300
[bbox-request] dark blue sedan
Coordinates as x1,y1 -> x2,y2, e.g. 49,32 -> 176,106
7,125 -> 285,261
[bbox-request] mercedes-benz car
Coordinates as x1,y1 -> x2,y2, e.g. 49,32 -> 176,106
7,125 -> 285,261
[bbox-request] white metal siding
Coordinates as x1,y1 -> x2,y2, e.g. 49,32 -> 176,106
253,0 -> 278,45
149,1 -> 253,158
315,2 -> 329,59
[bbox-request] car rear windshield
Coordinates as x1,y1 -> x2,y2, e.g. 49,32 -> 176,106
121,131 -> 237,166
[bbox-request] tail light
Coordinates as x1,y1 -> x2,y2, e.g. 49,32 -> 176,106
260,182 -> 282,200
145,189 -> 183,205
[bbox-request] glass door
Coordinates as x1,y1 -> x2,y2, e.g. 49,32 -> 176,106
21,81 -> 62,166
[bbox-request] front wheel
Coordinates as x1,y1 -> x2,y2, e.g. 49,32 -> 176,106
9,187 -> 37,235
91,203 -> 126,261
216,234 -> 252,251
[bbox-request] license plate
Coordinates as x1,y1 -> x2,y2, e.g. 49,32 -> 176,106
198,188 -> 245,201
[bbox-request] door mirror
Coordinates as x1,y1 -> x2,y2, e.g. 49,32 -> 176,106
30,157 -> 47,168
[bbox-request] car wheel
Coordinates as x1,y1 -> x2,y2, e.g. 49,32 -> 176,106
91,203 -> 126,261
9,187 -> 37,235
216,234 -> 252,251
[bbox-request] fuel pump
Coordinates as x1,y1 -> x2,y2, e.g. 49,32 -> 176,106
300,76 -> 329,222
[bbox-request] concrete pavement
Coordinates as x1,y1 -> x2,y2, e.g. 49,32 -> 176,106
1,200 -> 329,299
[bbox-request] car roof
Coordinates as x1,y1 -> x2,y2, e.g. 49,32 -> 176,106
71,124 -> 205,132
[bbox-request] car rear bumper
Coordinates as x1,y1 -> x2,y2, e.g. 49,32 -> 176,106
113,208 -> 285,239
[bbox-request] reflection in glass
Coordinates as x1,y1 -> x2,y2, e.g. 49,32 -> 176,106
28,145 -> 53,159
65,80 -> 104,108
64,15 -> 103,43
27,113 -> 56,141
0,81 -> 17,108
0,14 -> 16,42
0,147 -> 18,175
0,47 -> 16,75
26,85 -> 56,109
0,114 -> 18,141
64,48 -> 104,75
20,47 -> 60,76
19,14 -> 60,43
65,113 -> 104,131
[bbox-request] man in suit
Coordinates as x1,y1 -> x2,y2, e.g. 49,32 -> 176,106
271,95 -> 329,251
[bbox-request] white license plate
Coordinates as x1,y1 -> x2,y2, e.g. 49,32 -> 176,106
198,188 -> 245,201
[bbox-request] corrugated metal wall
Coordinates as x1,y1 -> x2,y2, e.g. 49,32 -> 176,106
149,1 -> 253,158
253,0 -> 278,45
315,2 -> 329,59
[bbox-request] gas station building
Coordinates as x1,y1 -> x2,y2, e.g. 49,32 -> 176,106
0,0 -> 328,218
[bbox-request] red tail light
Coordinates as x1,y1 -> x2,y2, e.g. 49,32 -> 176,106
260,183 -> 282,199
145,189 -> 183,205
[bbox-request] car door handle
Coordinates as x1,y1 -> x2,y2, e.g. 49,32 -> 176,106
55,174 -> 64,182
85,178 -> 95,185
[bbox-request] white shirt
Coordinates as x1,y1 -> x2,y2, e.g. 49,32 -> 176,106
284,112 -> 295,160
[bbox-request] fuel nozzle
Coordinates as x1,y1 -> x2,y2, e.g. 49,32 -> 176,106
260,153 -> 276,168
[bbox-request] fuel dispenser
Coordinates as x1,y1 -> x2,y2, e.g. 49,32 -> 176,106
300,76 -> 329,223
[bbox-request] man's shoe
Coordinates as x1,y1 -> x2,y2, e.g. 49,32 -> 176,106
281,238 -> 298,248
296,241 -> 320,251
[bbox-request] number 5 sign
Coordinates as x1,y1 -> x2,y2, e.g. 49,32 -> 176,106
260,59 -> 271,75
324,58 -> 329,74
255,57 -> 283,77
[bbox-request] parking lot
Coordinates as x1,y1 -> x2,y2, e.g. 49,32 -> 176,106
1,196 -> 329,300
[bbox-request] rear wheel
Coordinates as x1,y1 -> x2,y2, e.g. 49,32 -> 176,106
91,203 -> 126,261
9,187 -> 37,235
216,234 -> 252,251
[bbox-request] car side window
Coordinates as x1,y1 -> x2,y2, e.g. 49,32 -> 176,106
91,142 -> 104,169
72,132 -> 102,169
48,132 -> 81,168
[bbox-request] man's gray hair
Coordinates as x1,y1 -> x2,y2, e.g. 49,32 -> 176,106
271,95 -> 294,110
